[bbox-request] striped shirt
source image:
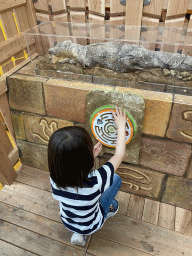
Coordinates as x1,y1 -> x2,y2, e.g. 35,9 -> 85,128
50,162 -> 114,235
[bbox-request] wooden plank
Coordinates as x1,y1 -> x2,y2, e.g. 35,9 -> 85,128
88,235 -> 151,256
18,165 -> 50,182
88,0 -> 105,15
183,15 -> 192,56
0,33 -> 34,64
126,194 -> 145,220
115,191 -> 130,216
0,53 -> 38,94
125,0 -> 143,41
95,214 -> 192,256
175,207 -> 192,235
8,147 -> 20,166
0,0 -> 26,12
0,239 -> 37,256
0,202 -> 90,252
0,81 -> 7,96
0,187 -> 60,222
13,5 -> 30,32
68,0 -> 86,9
26,0 -> 44,55
15,171 -> 52,192
142,0 -> 164,50
142,198 -> 160,225
158,202 -> 176,230
161,0 -> 190,53
34,0 -> 49,12
50,0 -> 67,13
0,221 -> 86,256
0,116 -> 13,155
125,0 -> 143,26
0,144 -> 17,185
0,93 -> 15,143
89,15 -> 105,44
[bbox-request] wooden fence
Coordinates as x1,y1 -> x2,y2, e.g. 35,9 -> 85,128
0,0 -> 39,186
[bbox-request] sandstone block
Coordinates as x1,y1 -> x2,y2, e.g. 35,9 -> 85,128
17,140 -> 48,171
186,158 -> 192,179
44,78 -> 113,123
86,90 -> 145,164
115,87 -> 173,137
162,176 -> 192,210
11,111 -> 26,140
139,136 -> 192,176
99,156 -> 165,200
23,113 -> 74,145
166,94 -> 192,144
7,74 -> 47,115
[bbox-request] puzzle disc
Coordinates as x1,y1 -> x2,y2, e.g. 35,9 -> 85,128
90,106 -> 136,148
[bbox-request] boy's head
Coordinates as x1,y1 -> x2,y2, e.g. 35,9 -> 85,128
48,126 -> 94,189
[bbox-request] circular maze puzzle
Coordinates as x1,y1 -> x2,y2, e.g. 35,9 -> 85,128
90,106 -> 137,148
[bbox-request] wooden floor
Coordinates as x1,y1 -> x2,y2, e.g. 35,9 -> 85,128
0,166 -> 192,256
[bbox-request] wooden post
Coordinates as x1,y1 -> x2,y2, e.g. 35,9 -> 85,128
88,0 -> 106,44
161,0 -> 190,53
142,0 -> 164,50
109,0 -> 126,40
183,15 -> 192,56
125,0 -> 143,42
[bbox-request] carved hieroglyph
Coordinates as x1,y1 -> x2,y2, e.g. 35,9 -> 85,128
167,95 -> 192,144
23,114 -> 74,145
86,90 -> 145,164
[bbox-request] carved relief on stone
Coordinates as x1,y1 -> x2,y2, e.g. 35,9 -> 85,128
33,119 -> 58,143
23,114 -> 74,145
115,163 -> 165,199
116,167 -> 152,192
167,95 -> 192,144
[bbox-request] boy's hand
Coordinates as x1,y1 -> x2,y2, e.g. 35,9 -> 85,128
93,142 -> 102,158
111,107 -> 126,130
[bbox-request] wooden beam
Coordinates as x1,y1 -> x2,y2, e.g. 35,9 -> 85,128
0,0 -> 26,12
0,80 -> 7,96
0,93 -> 15,143
0,143 -> 17,186
0,115 -> 13,156
0,33 -> 35,64
8,147 -> 20,167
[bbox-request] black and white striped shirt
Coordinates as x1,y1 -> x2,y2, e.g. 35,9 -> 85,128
50,162 -> 114,235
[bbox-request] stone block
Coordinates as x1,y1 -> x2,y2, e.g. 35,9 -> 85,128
137,82 -> 166,92
139,136 -> 192,176
17,140 -> 48,171
165,85 -> 192,96
71,73 -> 93,83
93,76 -> 118,86
99,156 -> 165,200
115,87 -> 173,137
86,90 -> 145,164
44,78 -> 113,123
35,68 -> 73,80
166,94 -> 192,144
186,158 -> 192,179
11,110 -> 26,140
23,113 -> 74,145
162,176 -> 192,210
7,74 -> 47,115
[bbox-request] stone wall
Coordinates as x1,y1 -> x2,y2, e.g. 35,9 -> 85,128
7,66 -> 192,210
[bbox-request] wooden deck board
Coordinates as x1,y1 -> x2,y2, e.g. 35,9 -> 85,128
0,165 -> 192,255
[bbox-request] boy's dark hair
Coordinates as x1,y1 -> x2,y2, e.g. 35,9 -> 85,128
48,126 -> 94,189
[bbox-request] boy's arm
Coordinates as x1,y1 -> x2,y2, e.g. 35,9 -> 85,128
108,107 -> 126,172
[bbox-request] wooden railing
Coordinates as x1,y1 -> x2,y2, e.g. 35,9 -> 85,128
0,0 -> 39,185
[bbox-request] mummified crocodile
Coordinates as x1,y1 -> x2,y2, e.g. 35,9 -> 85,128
49,40 -> 192,72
